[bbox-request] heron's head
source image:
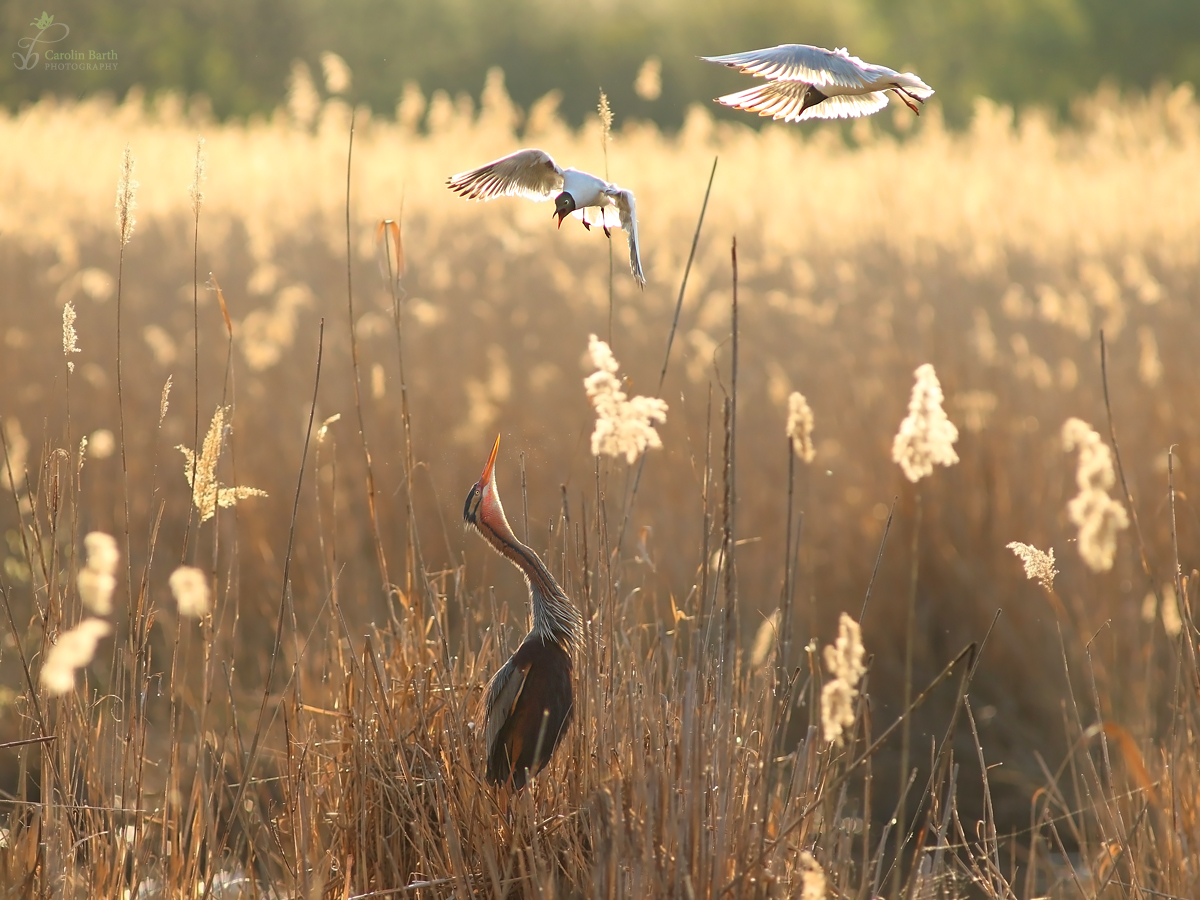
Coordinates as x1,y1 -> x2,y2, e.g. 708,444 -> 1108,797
463,434 -> 505,537
553,192 -> 576,228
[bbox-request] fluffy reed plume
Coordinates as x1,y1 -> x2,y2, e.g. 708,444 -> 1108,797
820,613 -> 867,746
1137,326 -> 1162,387
1146,582 -> 1185,637
115,144 -> 137,246
159,375 -> 172,425
1007,541 -> 1058,591
634,56 -> 663,101
584,335 -> 668,464
177,406 -> 268,522
40,618 -> 112,696
799,851 -> 827,900
892,364 -> 959,483
786,391 -> 816,462
62,302 -> 80,372
321,51 -> 352,95
287,60 -> 320,128
749,609 -> 781,667
1061,418 -> 1128,572
77,531 -> 119,616
169,566 -> 212,618
89,428 -> 115,460
188,137 -> 206,216
1,418 -> 28,492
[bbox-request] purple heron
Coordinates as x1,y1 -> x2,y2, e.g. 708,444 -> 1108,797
463,435 -> 583,791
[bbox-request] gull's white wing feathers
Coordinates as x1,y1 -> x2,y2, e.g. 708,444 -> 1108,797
447,148 -> 565,202
606,188 -> 645,287
703,44 -> 871,90
716,81 -> 890,122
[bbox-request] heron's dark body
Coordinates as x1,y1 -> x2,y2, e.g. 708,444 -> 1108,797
485,638 -> 573,790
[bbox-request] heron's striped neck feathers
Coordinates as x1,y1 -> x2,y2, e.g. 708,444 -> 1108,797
475,485 -> 582,652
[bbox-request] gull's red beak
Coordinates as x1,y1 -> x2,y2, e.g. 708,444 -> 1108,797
481,433 -> 501,486
553,209 -> 565,229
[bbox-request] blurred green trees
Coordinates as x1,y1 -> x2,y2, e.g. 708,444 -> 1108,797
3,0 -> 1198,125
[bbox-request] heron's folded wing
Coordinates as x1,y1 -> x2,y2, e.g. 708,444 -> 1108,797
447,148 -> 564,201
483,657 -> 530,767
716,82 -> 889,122
703,44 -> 869,90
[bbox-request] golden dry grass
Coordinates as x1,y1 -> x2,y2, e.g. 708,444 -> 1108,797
0,77 -> 1198,896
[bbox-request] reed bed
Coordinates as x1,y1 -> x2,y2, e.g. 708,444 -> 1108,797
0,76 -> 1197,896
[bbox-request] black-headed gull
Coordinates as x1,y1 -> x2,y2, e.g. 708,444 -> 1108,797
447,148 -> 645,287
702,44 -> 934,122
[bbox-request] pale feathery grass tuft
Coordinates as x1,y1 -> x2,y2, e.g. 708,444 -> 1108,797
321,51 -> 352,95
799,851 -> 827,900
1,418 -> 28,493
40,618 -> 112,696
169,565 -> 212,618
317,412 -> 341,443
1007,541 -> 1058,591
62,301 -> 80,372
159,375 -> 172,425
786,390 -> 816,463
892,363 -> 959,483
584,334 -> 668,464
77,435 -> 87,474
78,531 -> 119,616
597,91 -> 613,143
115,144 -> 137,247
749,608 -> 781,668
820,613 -> 867,746
177,406 -> 268,522
1061,417 -> 1129,572
188,137 -> 206,217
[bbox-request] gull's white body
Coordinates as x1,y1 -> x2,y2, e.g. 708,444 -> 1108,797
703,44 -> 934,122
447,148 -> 645,286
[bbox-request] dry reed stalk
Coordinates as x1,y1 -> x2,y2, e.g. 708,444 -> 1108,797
612,155 -> 717,569
183,137 -> 206,559
599,90 -> 615,346
214,319 -> 324,887
341,113 -> 392,624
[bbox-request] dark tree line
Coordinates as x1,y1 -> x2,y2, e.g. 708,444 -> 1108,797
3,0 -> 1198,126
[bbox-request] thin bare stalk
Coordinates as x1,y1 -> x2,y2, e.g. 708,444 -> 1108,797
612,154 -> 718,567
212,319 -> 324,881
893,492 -> 922,900
343,112 -> 392,609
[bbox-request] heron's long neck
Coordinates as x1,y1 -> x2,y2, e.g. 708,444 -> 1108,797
482,519 -> 582,652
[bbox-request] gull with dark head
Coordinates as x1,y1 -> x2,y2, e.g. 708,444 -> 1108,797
703,44 -> 934,122
447,148 -> 645,286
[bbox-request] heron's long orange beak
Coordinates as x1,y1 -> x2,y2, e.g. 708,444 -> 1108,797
480,434 -> 501,485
